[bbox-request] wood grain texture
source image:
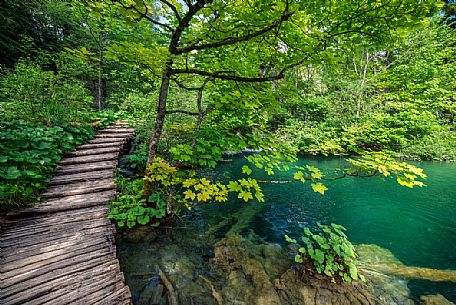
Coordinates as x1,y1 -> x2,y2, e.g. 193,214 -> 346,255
0,122 -> 132,305
66,146 -> 121,157
53,160 -> 118,175
5,190 -> 116,219
49,169 -> 115,185
77,141 -> 125,150
58,152 -> 119,165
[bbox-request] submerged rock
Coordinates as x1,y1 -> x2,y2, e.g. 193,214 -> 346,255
211,232 -> 385,305
420,294 -> 454,305
118,210 -> 454,304
357,244 -> 456,282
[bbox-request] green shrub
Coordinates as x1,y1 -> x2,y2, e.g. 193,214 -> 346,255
285,223 -> 365,282
108,177 -> 166,228
0,120 -> 94,209
0,60 -> 93,124
124,142 -> 148,173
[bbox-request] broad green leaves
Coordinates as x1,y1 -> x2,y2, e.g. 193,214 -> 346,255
286,223 -> 365,282
182,177 -> 264,204
0,119 -> 97,207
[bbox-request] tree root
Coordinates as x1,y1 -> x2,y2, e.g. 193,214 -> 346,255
157,266 -> 179,305
200,275 -> 223,305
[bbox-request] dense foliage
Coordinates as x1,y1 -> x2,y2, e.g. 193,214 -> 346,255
0,120 -> 93,208
1,0 -> 454,288
0,59 -> 121,210
277,20 -> 456,161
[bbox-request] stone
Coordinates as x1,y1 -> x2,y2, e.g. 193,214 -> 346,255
420,294 -> 454,305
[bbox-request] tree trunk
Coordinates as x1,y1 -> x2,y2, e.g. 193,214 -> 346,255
97,32 -> 104,111
356,52 -> 369,118
144,60 -> 173,198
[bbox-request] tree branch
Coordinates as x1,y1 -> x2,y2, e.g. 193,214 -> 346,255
173,7 -> 294,54
169,0 -> 213,53
170,68 -> 286,82
256,170 -> 379,184
165,109 -> 200,115
159,0 -> 181,22
112,0 -> 174,32
170,77 -> 204,91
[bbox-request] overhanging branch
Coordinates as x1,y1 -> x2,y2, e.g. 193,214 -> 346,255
170,68 -> 285,82
173,9 -> 294,54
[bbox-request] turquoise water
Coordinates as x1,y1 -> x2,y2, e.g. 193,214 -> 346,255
199,156 -> 456,302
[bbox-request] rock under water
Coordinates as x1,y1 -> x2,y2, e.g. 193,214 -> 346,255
117,206 -> 455,305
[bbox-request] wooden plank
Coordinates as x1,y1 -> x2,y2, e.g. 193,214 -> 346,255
89,137 -> 127,144
100,128 -> 135,133
0,219 -> 112,249
113,121 -> 130,126
1,234 -> 114,265
1,225 -> 115,258
77,141 -> 125,150
0,255 -> 113,299
94,285 -> 132,305
1,208 -> 109,240
1,236 -> 113,273
1,239 -> 114,279
35,271 -> 126,305
5,190 -> 116,219
53,160 -> 117,175
94,133 -> 133,139
0,245 -> 115,289
58,152 -> 119,166
49,169 -> 115,185
0,212 -> 111,242
42,179 -> 115,199
3,205 -> 108,228
2,261 -> 118,305
66,146 -> 121,157
68,276 -> 127,305
27,267 -> 123,305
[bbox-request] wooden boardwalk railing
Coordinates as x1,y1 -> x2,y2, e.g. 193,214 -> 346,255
0,121 -> 133,305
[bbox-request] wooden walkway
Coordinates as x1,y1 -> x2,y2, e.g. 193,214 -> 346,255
0,121 -> 133,305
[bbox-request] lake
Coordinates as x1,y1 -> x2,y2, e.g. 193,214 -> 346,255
118,156 -> 456,303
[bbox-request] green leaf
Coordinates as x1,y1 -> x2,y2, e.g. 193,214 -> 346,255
130,206 -> 144,216
238,190 -> 253,202
242,165 -> 252,175
284,234 -> 297,243
6,166 -> 21,179
228,181 -> 241,192
348,263 -> 359,280
294,254 -> 303,263
137,215 -> 150,225
314,249 -> 325,264
293,171 -> 305,182
311,182 -> 328,195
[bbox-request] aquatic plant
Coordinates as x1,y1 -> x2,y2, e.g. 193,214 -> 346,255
285,223 -> 365,282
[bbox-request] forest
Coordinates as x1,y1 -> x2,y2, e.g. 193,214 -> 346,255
0,0 -> 455,304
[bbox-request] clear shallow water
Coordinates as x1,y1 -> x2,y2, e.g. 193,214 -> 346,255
199,156 -> 456,302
